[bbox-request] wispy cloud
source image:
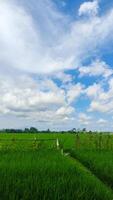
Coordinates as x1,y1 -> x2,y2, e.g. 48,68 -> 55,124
0,0 -> 113,74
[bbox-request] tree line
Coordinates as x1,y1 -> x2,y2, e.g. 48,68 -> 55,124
0,127 -> 90,134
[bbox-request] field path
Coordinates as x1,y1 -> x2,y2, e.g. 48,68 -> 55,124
64,151 -> 113,195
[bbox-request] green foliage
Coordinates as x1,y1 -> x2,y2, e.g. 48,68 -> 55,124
0,133 -> 113,199
69,149 -> 113,189
0,150 -> 112,200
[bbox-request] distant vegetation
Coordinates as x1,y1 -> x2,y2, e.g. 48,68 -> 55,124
0,127 -> 111,134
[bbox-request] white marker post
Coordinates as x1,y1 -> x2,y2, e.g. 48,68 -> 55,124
56,138 -> 59,150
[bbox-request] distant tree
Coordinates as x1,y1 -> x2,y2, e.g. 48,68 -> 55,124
46,129 -> 51,133
89,130 -> 92,134
61,131 -> 65,134
72,128 -> 76,133
24,128 -> 30,133
82,128 -> 86,132
15,129 -> 23,133
30,127 -> 38,133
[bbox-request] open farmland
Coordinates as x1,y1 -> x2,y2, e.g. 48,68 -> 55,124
0,133 -> 113,199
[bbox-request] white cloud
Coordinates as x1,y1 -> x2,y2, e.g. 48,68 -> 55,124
0,0 -> 113,74
56,106 -> 74,116
0,75 -> 77,125
97,118 -> 107,124
78,113 -> 92,125
78,0 -> 99,17
85,83 -> 102,98
86,78 -> 113,113
0,76 -> 63,113
79,60 -> 113,78
67,83 -> 84,103
51,71 -> 73,83
0,0 -> 113,130
0,0 -> 67,74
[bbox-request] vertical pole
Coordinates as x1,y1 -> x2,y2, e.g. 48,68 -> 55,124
56,138 -> 59,150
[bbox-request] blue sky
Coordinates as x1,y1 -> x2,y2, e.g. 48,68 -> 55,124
0,0 -> 113,131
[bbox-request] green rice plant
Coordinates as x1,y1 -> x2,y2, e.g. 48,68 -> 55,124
69,149 -> 113,189
0,133 -> 113,199
76,133 -> 80,149
0,149 -> 112,200
105,134 -> 111,150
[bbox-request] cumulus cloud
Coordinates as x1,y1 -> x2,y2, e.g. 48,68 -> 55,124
85,83 -> 102,98
78,0 -> 99,17
67,83 -> 84,103
86,78 -> 113,113
51,71 -> 73,83
79,60 -> 113,78
78,113 -> 92,125
0,75 -> 77,125
97,118 -> 107,125
56,106 -> 74,117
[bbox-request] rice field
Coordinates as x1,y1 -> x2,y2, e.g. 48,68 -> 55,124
0,133 -> 113,199
69,149 -> 113,188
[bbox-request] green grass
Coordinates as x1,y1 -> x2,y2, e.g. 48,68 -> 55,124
0,132 -> 113,150
69,149 -> 113,189
0,149 -> 113,200
0,133 -> 76,150
0,133 -> 113,199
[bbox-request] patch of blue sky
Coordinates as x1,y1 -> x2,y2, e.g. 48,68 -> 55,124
54,0 -> 85,18
99,0 -> 113,15
101,54 -> 113,68
64,69 -> 103,87
72,95 -> 91,112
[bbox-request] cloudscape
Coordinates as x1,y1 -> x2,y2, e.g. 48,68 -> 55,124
0,0 -> 113,131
